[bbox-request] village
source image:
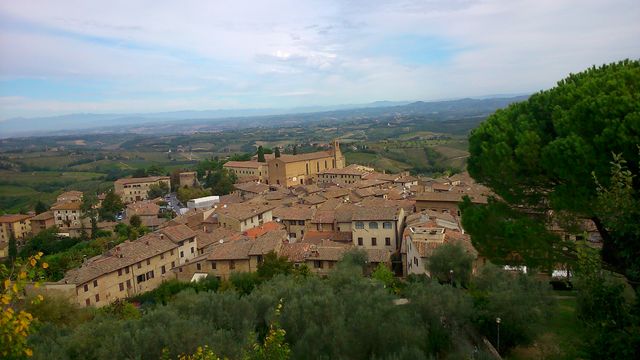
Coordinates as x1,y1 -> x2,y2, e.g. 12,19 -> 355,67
0,140 -> 593,308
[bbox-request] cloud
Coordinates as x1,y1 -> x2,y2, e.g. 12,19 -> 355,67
0,0 -> 638,119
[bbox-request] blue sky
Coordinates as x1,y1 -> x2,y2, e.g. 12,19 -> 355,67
0,0 -> 639,119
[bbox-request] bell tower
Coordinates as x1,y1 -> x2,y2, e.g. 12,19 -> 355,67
333,139 -> 345,169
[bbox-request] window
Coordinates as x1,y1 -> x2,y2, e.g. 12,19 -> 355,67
171,250 -> 174,256
289,232 -> 296,238
171,261 -> 175,268
125,267 -> 130,274
126,280 -> 131,288
355,221 -> 364,229
298,220 -> 305,225
161,265 -> 166,274
357,237 -> 363,246
190,247 -> 194,254
314,260 -> 323,269
369,222 -> 378,229
160,254 -> 164,260
95,294 -> 99,302
146,271 -> 154,280
118,269 -> 122,276
119,283 -> 124,291
137,262 -> 142,269
146,259 -> 151,265
385,237 -> 391,246
229,260 -> 235,270
196,263 -> 202,271
258,214 -> 263,220
93,280 -> 98,287
211,261 -> 217,270
136,274 -> 146,283
83,284 -> 88,292
85,298 -> 90,306
371,237 -> 377,246
383,222 -> 392,229
180,251 -> 184,258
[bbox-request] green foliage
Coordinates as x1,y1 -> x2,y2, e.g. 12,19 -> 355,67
98,190 -> 123,221
177,186 -> 210,204
204,168 -> 237,196
256,252 -> 293,281
256,146 -> 266,163
130,278 -> 220,306
228,272 -> 261,296
148,182 -> 170,199
371,263 -> 397,293
465,59 -> 640,280
19,227 -> 79,258
147,165 -> 166,176
129,214 -> 142,228
427,242 -> 474,288
8,232 -> 17,263
34,200 -> 48,215
274,147 -> 280,158
470,265 -> 553,354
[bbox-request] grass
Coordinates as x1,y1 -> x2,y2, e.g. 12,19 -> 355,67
508,291 -> 585,360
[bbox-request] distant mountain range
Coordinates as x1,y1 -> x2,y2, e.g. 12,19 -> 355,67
0,96 -> 528,138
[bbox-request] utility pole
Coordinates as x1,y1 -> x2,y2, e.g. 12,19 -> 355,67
496,317 -> 501,353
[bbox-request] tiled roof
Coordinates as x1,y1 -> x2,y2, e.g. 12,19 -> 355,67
302,231 -> 352,243
248,230 -> 287,255
272,206 -> 315,221
0,214 -> 32,223
243,221 -> 283,239
302,194 -> 326,205
274,151 -> 334,163
207,240 -> 253,260
311,210 -> 335,224
365,248 -> 392,263
50,201 -> 83,211
280,242 -> 313,262
214,203 -> 275,221
62,233 -> 178,285
195,228 -> 242,250
319,164 -> 369,176
159,224 -> 197,243
415,192 -> 488,203
114,176 -> 170,185
30,211 -> 54,221
308,240 -> 352,261
352,206 -> 400,221
127,201 -> 160,216
234,182 -> 270,194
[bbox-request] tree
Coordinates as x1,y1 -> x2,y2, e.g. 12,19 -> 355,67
256,146 -> 266,163
427,242 -> 474,288
129,215 -> 142,228
371,263 -> 396,292
147,165 -> 166,176
292,145 -> 297,155
99,190 -> 124,221
8,233 -> 17,263
176,187 -> 209,204
463,60 -> 640,280
34,201 -> 48,215
274,147 -> 280,158
205,169 -> 237,195
256,251 -> 293,280
148,182 -> 170,199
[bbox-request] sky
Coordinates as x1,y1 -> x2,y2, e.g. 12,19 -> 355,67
0,0 -> 639,120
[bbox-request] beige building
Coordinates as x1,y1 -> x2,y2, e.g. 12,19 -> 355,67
223,161 -> 269,183
317,164 -> 373,185
126,201 -> 164,230
30,211 -> 56,236
60,232 -> 179,307
0,214 -> 33,257
56,190 -> 84,203
178,172 -> 198,188
215,203 -> 275,232
51,201 -> 84,228
268,140 -> 345,187
114,176 -> 171,204
352,206 -> 405,251
272,205 -> 314,240
158,224 -> 198,265
173,230 -> 286,281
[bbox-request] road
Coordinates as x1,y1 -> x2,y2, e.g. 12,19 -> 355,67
166,192 -> 184,214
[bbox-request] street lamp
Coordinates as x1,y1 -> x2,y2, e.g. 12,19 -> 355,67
496,317 -> 501,353
449,269 -> 454,286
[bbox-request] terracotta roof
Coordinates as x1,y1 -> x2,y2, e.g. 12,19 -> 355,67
354,179 -> 391,189
352,206 -> 400,221
215,203 -> 275,221
322,188 -> 350,199
334,204 -> 357,223
280,242 -> 313,262
274,151 -> 334,163
272,206 -> 315,221
127,201 -> 160,216
234,182 -> 270,194
303,193 -> 327,205
362,172 -> 399,182
195,228 -> 242,250
243,221 -> 283,239
319,164 -> 369,176
51,201 -> 83,211
62,232 -> 178,285
309,240 -> 351,261
207,239 -> 253,260
114,176 -> 170,185
0,214 -> 32,223
365,248 -> 392,263
311,210 -> 336,224
159,224 -> 197,243
248,230 -> 287,255
30,211 -> 54,221
57,190 -> 83,200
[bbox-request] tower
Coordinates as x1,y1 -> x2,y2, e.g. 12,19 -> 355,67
333,139 -> 345,169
